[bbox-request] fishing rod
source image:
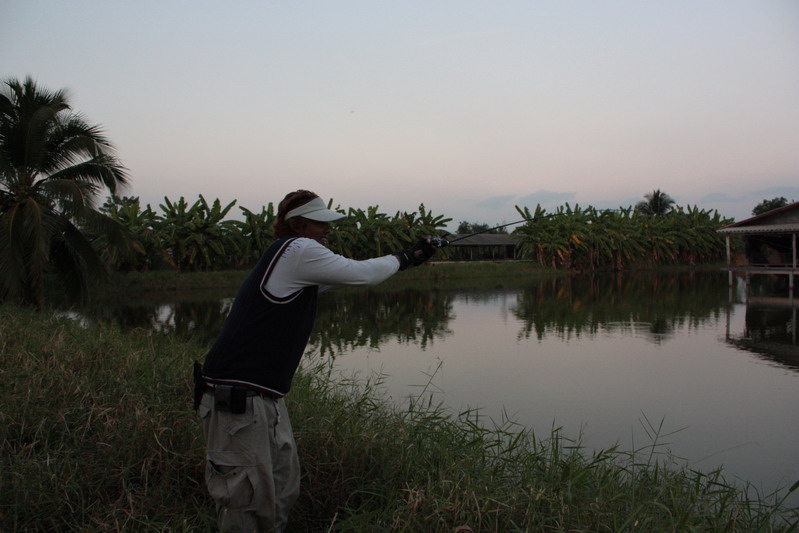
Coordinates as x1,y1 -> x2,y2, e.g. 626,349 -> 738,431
430,208 -> 623,247
430,218 -> 529,247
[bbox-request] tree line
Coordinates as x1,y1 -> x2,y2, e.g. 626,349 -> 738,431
96,194 -> 451,272
98,191 -> 734,273
513,203 -> 732,271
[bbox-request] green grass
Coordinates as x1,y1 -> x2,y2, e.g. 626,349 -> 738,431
1,305 -> 796,532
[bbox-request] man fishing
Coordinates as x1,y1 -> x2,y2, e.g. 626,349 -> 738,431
195,190 -> 437,533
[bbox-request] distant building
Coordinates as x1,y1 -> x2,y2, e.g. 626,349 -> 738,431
442,234 -> 519,261
718,202 -> 799,356
717,201 -> 799,294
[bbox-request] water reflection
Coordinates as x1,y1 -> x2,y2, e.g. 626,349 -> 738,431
311,289 -> 455,356
725,273 -> 799,371
68,270 -> 799,371
68,290 -> 234,344
512,271 -> 730,344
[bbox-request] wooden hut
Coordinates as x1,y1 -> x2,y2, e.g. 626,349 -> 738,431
717,202 -> 799,292
444,234 -> 519,261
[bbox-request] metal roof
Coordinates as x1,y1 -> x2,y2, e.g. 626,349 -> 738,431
718,223 -> 799,235
718,202 -> 799,233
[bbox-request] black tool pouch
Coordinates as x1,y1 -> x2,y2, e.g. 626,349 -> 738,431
213,385 -> 247,414
192,361 -> 204,411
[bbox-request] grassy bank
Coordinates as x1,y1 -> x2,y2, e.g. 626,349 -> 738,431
1,306 -> 796,532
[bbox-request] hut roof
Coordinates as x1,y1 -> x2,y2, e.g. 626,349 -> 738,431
718,202 -> 799,234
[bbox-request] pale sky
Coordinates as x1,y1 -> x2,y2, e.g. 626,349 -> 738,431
3,1 -> 798,229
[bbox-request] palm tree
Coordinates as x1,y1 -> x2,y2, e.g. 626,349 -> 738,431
636,189 -> 675,217
0,77 -> 128,309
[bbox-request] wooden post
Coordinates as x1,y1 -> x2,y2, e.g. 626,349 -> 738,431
726,235 -> 733,287
726,235 -> 731,266
745,272 -> 750,304
792,233 -> 797,293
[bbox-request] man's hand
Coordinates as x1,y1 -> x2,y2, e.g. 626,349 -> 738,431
411,236 -> 438,266
394,237 -> 439,270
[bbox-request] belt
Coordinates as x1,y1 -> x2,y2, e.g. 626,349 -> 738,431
203,383 -> 280,400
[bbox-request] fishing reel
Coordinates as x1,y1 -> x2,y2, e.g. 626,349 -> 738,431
427,236 -> 450,248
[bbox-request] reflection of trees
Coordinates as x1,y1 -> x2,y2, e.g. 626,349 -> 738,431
61,291 -> 234,344
511,271 -> 730,343
310,288 -> 455,356
62,271 -> 738,352
153,299 -> 234,343
62,286 -> 455,353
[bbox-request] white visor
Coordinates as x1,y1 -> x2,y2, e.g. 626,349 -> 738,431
284,197 -> 347,222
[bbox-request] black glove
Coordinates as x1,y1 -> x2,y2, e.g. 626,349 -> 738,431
394,237 -> 438,270
412,237 -> 437,266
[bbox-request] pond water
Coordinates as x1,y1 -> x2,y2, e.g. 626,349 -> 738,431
78,269 -> 799,504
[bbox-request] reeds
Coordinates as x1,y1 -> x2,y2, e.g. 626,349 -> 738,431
289,359 -> 798,532
1,305 -> 796,532
0,306 -> 213,531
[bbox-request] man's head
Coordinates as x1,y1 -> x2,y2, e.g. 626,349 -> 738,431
273,190 -> 346,244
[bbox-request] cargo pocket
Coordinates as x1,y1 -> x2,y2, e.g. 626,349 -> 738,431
206,451 -> 257,509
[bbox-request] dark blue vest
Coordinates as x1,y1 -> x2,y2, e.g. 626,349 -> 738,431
202,237 -> 319,396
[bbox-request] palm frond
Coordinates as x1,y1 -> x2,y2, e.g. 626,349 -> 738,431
0,76 -> 127,307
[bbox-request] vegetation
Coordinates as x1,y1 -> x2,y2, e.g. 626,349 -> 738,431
329,203 -> 449,260
95,195 -> 729,278
96,195 -> 452,273
753,197 -> 793,216
513,203 -> 731,271
97,195 -> 166,271
0,76 -> 128,309
635,189 -> 676,217
456,221 -> 508,234
1,305 -> 796,532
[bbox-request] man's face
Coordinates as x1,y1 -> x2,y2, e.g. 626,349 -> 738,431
298,219 -> 332,245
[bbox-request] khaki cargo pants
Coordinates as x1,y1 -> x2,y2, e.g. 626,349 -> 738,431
199,391 -> 300,533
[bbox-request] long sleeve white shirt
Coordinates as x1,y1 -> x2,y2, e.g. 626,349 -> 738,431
263,237 -> 401,299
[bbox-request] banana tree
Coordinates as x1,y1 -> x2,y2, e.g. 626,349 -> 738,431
230,204 -> 276,267
98,195 -> 166,271
330,205 -> 401,259
513,204 -> 589,269
156,195 -> 239,271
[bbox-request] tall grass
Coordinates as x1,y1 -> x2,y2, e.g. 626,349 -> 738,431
0,306 -> 212,531
288,359 -> 798,532
1,305 -> 796,532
